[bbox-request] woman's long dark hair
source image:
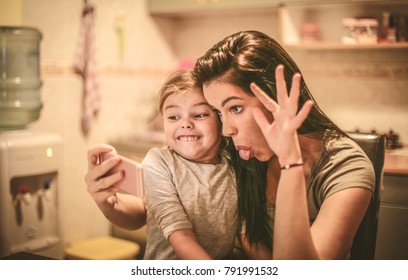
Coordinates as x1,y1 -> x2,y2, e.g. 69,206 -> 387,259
193,30 -> 344,249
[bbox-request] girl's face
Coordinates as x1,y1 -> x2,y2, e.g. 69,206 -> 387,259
162,88 -> 221,164
203,81 -> 274,162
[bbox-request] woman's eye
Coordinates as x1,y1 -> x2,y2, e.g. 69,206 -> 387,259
211,109 -> 222,117
230,106 -> 243,114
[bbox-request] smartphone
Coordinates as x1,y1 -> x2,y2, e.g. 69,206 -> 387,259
100,152 -> 144,198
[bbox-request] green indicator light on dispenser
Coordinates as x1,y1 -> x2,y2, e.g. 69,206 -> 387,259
46,148 -> 53,158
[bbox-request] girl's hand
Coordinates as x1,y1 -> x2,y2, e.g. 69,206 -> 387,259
84,144 -> 124,206
250,65 -> 313,165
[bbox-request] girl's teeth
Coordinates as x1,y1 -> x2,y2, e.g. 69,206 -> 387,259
179,136 -> 199,141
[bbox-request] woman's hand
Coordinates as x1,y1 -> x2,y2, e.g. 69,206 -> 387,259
250,65 -> 313,166
84,144 -> 124,207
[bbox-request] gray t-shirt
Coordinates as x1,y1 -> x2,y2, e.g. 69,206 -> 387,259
307,135 -> 375,223
142,147 -> 238,260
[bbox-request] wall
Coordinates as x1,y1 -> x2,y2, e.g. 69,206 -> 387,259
19,0 -> 178,246
289,48 -> 408,139
0,0 -> 22,25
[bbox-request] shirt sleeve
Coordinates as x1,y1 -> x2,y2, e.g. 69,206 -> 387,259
142,148 -> 192,239
316,140 -> 375,202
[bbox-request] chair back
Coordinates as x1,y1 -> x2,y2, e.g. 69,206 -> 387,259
347,132 -> 385,260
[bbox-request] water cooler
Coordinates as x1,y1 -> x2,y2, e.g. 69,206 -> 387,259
0,26 -> 63,259
0,130 -> 63,259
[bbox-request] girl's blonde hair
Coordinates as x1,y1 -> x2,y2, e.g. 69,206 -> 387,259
157,69 -> 198,115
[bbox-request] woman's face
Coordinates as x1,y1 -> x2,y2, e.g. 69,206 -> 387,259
162,88 -> 221,164
203,81 -> 274,162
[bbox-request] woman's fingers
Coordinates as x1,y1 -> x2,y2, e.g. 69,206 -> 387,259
252,65 -> 312,132
288,73 -> 301,117
292,100 -> 314,130
250,82 -> 279,114
275,65 -> 289,108
252,65 -> 301,117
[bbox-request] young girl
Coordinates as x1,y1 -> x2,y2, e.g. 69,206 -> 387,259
142,69 -> 238,260
85,69 -> 238,260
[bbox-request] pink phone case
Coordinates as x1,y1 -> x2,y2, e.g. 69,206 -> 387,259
101,152 -> 144,197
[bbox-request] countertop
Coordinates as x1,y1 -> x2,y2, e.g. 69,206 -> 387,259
384,148 -> 408,176
110,134 -> 408,176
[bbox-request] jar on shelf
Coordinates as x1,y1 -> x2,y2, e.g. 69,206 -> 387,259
342,18 -> 359,44
300,23 -> 320,44
396,15 -> 408,42
358,18 -> 379,44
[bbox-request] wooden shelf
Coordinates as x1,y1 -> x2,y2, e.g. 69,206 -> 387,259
279,2 -> 408,51
149,0 -> 279,17
285,42 -> 408,50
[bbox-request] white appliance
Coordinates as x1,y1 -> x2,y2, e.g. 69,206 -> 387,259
0,130 -> 63,259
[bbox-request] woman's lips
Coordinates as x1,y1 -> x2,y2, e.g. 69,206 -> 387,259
236,146 -> 253,160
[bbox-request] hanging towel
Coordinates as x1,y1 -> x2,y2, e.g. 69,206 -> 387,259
74,2 -> 101,136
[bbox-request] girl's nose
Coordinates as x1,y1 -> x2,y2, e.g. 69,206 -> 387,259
181,119 -> 193,129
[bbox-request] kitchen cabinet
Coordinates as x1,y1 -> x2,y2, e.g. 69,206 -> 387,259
148,0 -> 280,17
375,174 -> 408,259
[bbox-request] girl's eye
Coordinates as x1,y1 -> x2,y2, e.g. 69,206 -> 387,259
230,105 -> 243,114
194,113 -> 209,119
168,115 -> 180,121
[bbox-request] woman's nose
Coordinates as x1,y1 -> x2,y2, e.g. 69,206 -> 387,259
222,119 -> 236,137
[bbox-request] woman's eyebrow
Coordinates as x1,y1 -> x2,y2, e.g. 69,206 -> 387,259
221,96 -> 243,107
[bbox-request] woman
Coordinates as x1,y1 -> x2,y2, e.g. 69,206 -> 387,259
193,30 -> 375,259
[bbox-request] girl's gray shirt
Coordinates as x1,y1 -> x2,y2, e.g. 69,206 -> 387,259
142,147 -> 238,260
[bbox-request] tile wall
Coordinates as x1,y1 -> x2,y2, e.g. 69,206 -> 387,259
22,0 -> 177,246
